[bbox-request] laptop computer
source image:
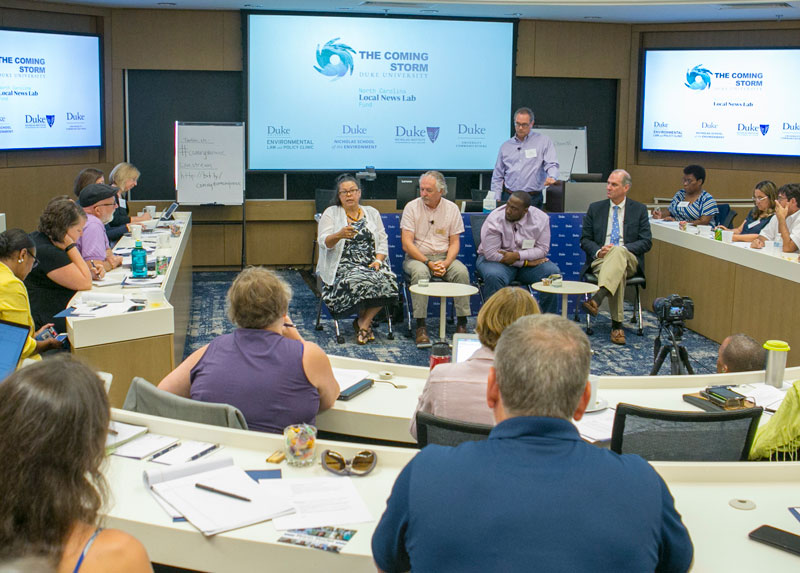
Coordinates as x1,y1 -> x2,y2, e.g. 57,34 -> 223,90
0,319 -> 32,381
452,333 -> 481,363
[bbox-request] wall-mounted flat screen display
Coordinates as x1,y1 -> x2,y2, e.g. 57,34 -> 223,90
0,28 -> 103,151
641,48 -> 800,157
246,13 -> 514,170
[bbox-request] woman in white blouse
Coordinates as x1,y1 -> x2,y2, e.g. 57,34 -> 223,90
316,174 -> 398,345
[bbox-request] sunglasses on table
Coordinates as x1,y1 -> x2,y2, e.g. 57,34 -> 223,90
321,449 -> 377,476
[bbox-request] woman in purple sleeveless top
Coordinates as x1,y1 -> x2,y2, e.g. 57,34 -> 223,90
158,267 -> 340,434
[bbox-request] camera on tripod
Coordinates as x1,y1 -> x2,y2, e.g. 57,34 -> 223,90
653,294 -> 694,324
650,293 -> 695,376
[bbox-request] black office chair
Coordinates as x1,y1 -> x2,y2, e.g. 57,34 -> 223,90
577,271 -> 646,336
310,188 -> 337,267
314,273 -> 395,344
715,203 -> 736,229
610,402 -> 763,461
415,411 -> 492,448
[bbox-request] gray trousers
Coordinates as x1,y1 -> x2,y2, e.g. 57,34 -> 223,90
403,254 -> 471,319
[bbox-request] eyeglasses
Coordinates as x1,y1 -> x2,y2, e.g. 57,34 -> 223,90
514,122 -> 531,128
682,178 -> 698,185
753,195 -> 768,202
321,449 -> 377,476
338,188 -> 359,196
30,253 -> 39,269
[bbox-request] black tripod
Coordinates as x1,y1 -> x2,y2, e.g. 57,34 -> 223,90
650,320 -> 694,376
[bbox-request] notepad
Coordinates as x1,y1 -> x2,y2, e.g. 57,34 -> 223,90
106,421 -> 148,453
144,456 -> 294,536
112,434 -> 178,459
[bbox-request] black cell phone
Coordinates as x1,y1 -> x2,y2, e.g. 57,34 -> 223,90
337,378 -> 374,401
749,525 -> 800,557
701,386 -> 745,408
126,305 -> 146,313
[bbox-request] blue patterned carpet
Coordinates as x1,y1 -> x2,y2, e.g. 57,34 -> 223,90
184,271 -> 721,376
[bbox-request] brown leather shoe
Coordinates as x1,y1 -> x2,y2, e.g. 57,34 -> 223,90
610,328 -> 626,345
456,323 -> 468,334
415,326 -> 432,348
583,299 -> 599,317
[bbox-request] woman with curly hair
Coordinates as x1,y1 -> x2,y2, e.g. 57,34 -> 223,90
24,196 -> 93,332
0,357 -> 151,571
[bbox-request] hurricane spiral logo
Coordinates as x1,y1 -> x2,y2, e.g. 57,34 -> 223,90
314,38 -> 356,80
685,65 -> 712,90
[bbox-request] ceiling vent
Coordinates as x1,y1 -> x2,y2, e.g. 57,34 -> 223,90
718,2 -> 792,9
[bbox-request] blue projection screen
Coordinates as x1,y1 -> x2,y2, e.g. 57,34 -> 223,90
641,49 -> 800,157
0,28 -> 102,151
247,14 -> 514,170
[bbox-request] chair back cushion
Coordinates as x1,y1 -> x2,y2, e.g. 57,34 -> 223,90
416,411 -> 492,447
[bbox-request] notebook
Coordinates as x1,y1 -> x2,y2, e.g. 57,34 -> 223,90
452,333 -> 481,363
0,319 -> 31,380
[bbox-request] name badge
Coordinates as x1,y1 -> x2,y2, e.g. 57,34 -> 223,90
677,201 -> 690,208
747,220 -> 760,229
119,196 -> 127,209
524,148 -> 537,159
522,239 -> 535,249
435,228 -> 447,236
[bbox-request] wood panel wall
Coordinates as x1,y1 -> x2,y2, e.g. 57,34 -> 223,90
2,3 -> 798,266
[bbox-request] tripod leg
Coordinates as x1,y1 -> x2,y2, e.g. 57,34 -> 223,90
650,345 -> 670,376
678,345 -> 694,375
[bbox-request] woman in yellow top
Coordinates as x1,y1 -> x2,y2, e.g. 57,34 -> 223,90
0,229 -> 62,363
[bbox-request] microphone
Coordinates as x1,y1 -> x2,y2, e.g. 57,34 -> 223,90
517,146 -> 521,151
430,220 -> 434,225
567,145 -> 578,181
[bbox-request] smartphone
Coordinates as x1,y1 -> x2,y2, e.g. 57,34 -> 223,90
701,386 -> 745,408
126,305 -> 146,313
35,326 -> 58,341
749,525 -> 800,556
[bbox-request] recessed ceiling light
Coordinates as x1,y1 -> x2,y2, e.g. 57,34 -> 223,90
505,13 -> 522,17
244,4 -> 264,7
584,16 -> 602,19
420,9 -> 439,13
157,2 -> 176,5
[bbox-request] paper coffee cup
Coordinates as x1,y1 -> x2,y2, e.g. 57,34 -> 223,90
145,205 -> 156,216
722,230 -> 733,243
130,224 -> 142,240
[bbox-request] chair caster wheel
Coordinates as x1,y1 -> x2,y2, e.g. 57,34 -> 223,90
336,335 -> 345,344
387,333 -> 395,340
315,325 -> 323,331
637,329 -> 644,336
586,327 -> 594,335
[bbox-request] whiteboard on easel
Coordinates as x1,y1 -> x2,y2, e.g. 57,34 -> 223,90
531,126 -> 588,181
175,122 -> 245,205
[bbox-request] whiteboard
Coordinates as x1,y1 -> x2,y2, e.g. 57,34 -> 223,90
175,122 -> 245,205
531,126 -> 588,181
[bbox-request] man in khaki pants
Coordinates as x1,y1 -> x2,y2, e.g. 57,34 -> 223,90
579,169 -> 652,345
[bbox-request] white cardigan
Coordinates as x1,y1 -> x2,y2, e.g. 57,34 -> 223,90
316,205 -> 389,285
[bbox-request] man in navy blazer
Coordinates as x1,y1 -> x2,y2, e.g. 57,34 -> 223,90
580,169 -> 651,345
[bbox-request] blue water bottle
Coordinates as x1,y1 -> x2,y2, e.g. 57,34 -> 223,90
131,240 -> 148,278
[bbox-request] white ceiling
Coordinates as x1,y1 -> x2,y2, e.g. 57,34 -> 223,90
39,0 -> 800,24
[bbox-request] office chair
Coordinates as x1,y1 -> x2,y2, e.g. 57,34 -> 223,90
314,272 -> 395,344
610,402 -> 762,461
715,203 -> 736,229
415,411 -> 492,448
577,271 -> 646,336
122,377 -> 248,430
470,212 -> 532,303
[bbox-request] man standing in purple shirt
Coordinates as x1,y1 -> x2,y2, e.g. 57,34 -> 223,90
476,191 -> 560,313
491,107 -> 559,209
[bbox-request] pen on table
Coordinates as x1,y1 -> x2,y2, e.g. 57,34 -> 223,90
91,304 -> 107,311
195,483 -> 251,502
188,444 -> 219,462
149,442 -> 180,461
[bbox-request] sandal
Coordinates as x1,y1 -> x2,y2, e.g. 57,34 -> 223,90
356,328 -> 370,345
366,326 -> 375,342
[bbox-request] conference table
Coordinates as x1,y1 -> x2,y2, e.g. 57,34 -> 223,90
106,407 -> 800,572
643,220 -> 800,366
67,212 -> 193,408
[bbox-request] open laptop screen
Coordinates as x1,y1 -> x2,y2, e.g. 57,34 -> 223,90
452,333 -> 481,363
0,319 -> 31,380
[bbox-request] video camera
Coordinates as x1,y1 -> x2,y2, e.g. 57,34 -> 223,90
653,294 -> 694,324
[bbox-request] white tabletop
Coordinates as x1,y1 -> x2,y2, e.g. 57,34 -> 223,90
531,280 -> 599,295
409,282 -> 478,298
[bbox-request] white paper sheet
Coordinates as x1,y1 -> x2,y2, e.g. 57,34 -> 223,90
112,434 -> 178,459
332,368 -> 371,392
736,382 -> 789,411
573,408 -> 617,443
268,477 -> 373,531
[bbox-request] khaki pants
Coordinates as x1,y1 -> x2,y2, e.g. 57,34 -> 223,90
403,254 -> 471,319
590,246 -> 638,322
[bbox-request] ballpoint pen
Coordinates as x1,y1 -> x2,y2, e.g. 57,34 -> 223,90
149,442 -> 180,461
188,444 -> 219,462
195,483 -> 251,502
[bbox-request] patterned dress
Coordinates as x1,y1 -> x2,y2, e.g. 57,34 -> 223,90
322,217 -> 399,315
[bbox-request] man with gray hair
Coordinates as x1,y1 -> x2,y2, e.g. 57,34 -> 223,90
717,333 -> 766,373
372,314 -> 693,572
580,169 -> 652,345
401,170 -> 471,348
491,107 -> 559,209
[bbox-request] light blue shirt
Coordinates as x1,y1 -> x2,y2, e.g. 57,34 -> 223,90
491,132 -> 559,200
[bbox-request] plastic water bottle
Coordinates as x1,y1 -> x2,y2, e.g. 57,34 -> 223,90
131,240 -> 148,278
483,190 -> 496,214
